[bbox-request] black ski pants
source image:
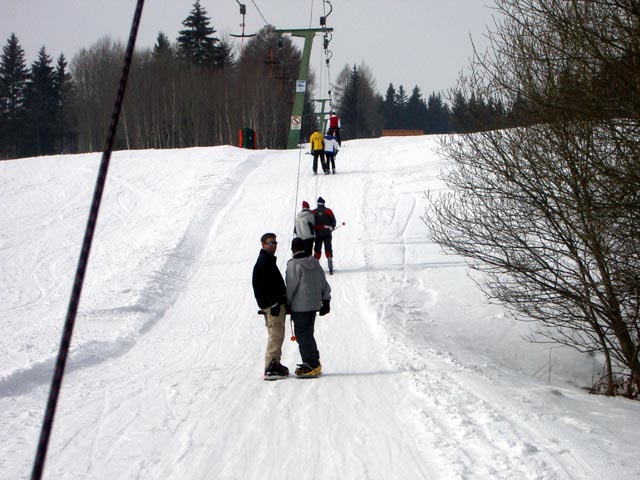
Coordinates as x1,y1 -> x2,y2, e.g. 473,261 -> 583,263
314,235 -> 333,258
303,238 -> 315,257
291,311 -> 320,368
312,150 -> 326,173
325,153 -> 336,171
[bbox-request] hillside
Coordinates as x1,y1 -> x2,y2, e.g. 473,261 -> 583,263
1,136 -> 639,479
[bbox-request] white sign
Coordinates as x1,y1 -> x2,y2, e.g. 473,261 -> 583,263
296,80 -> 306,93
290,116 -> 302,130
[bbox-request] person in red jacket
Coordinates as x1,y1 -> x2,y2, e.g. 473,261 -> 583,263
328,111 -> 342,146
313,197 -> 337,274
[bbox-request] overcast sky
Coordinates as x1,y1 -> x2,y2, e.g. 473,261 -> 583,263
3,0 -> 497,99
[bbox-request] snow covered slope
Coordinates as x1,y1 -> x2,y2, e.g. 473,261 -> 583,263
1,137 -> 639,479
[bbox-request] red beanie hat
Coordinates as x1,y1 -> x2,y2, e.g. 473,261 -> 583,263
302,200 -> 310,208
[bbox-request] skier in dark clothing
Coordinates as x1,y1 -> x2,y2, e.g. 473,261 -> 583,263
252,232 -> 289,379
313,197 -> 337,274
286,237 -> 331,377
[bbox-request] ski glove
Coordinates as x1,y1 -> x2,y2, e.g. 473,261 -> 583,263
270,304 -> 281,317
319,300 -> 330,316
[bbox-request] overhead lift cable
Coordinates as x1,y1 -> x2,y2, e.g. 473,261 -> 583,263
30,2 -> 146,479
250,0 -> 269,26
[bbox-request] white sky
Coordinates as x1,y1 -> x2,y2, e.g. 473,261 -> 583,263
2,0 -> 497,98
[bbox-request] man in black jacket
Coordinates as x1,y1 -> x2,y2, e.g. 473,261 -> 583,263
252,232 -> 289,379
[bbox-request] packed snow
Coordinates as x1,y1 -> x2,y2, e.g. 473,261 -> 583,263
1,136 -> 639,479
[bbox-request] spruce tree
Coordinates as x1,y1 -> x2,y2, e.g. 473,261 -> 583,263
339,65 -> 361,139
394,85 -> 408,108
152,31 -> 173,62
383,83 -> 399,129
0,33 -> 29,158
53,54 -> 76,153
24,46 -> 57,155
337,64 -> 381,139
177,1 -> 222,68
425,92 -> 450,134
394,85 -> 409,129
449,90 -> 468,133
406,85 -> 427,131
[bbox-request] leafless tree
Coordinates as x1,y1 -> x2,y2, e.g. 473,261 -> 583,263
425,0 -> 640,397
71,37 -> 125,152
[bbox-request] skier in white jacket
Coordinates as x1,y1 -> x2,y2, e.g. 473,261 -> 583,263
323,133 -> 340,174
294,200 -> 315,256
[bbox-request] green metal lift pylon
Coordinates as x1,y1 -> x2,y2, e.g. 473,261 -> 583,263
313,98 -> 331,134
276,28 -> 333,149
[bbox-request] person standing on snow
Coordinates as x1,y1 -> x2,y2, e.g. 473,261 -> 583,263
328,111 -> 342,146
252,232 -> 289,379
294,200 -> 315,257
309,129 -> 326,175
323,132 -> 340,174
313,197 -> 337,274
286,237 -> 331,377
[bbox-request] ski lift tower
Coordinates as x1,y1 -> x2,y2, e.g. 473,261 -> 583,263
276,28 -> 333,149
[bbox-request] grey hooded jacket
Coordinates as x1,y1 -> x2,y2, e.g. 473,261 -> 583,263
286,253 -> 331,312
294,208 -> 315,240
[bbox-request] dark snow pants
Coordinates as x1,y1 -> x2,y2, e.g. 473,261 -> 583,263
312,150 -> 326,173
325,153 -> 336,171
314,235 -> 333,258
291,311 -> 320,368
303,238 -> 315,257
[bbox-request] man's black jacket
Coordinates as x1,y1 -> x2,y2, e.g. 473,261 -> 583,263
252,249 -> 287,309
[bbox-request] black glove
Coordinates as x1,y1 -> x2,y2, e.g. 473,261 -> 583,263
319,300 -> 330,316
270,304 -> 281,317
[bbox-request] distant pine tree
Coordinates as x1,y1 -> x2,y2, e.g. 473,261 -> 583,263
152,31 -> 173,62
425,92 -> 450,134
177,1 -> 226,68
339,65 -> 362,139
394,85 -> 409,129
337,64 -> 381,139
0,33 -> 29,158
52,54 -> 77,153
383,83 -> 399,129
24,46 -> 57,155
450,90 -> 468,133
406,85 -> 427,131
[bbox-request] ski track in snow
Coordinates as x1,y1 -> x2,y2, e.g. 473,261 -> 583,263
1,138 -> 640,479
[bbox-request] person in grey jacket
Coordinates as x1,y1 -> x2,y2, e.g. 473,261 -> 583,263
286,237 -> 332,376
294,200 -> 315,257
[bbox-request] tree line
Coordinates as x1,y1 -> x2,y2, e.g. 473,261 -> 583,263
1,0 -> 520,160
0,1 -> 303,158
328,63 -> 524,142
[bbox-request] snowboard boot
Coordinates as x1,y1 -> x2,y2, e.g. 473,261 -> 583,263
264,359 -> 289,380
295,362 -> 322,377
328,257 -> 334,275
